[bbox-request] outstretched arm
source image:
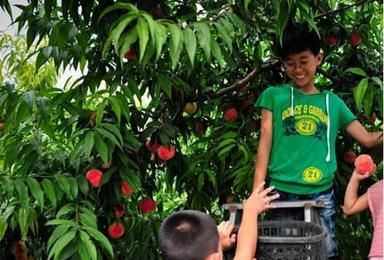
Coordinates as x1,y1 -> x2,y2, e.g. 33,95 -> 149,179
343,170 -> 372,215
253,109 -> 273,190
234,182 -> 279,260
346,120 -> 383,148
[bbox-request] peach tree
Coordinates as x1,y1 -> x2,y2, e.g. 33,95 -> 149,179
0,0 -> 382,259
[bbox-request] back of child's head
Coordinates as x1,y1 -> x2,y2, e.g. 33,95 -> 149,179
159,210 -> 219,260
276,21 -> 321,60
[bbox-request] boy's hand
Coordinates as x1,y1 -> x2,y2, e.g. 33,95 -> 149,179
244,181 -> 280,215
351,165 -> 376,182
217,221 -> 236,251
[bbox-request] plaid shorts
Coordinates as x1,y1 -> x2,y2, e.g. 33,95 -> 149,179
271,187 -> 338,258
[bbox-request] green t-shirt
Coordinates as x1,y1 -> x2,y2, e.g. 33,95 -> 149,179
255,84 -> 356,194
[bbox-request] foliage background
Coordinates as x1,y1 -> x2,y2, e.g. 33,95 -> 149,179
0,0 -> 382,259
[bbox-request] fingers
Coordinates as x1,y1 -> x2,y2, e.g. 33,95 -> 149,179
260,185 -> 275,197
266,193 -> 280,203
254,181 -> 265,194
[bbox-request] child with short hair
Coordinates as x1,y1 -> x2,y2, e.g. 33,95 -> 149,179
343,169 -> 383,260
159,182 -> 279,260
253,21 -> 383,259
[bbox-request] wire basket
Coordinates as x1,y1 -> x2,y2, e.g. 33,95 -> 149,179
256,220 -> 327,260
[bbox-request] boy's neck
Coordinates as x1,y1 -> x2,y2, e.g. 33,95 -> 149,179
292,82 -> 319,94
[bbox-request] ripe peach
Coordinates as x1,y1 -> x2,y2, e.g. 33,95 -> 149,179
355,154 -> 376,175
349,30 -> 362,47
86,169 -> 103,188
108,222 -> 125,239
157,145 -> 176,161
343,151 -> 357,163
224,108 -> 238,122
140,198 -> 156,213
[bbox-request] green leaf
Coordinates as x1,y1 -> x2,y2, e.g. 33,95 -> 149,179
15,179 -> 29,208
276,1 -> 290,44
79,231 -> 98,260
18,207 -> 29,240
154,23 -> 167,61
83,131 -> 94,159
47,225 -> 72,251
26,177 -> 44,209
112,14 -> 138,55
23,91 -> 35,109
211,40 -> 225,68
55,175 -> 71,199
0,217 -> 8,241
83,226 -> 114,259
102,14 -> 137,56
218,143 -> 236,157
95,127 -> 121,149
168,24 -> 183,55
118,27 -> 138,66
48,230 -> 76,260
79,209 -> 97,229
46,219 -> 76,227
214,20 -> 233,53
98,3 -> 139,22
42,179 -> 57,208
362,83 -> 374,117
227,12 -> 246,34
109,96 -> 121,126
56,204 -> 75,219
157,74 -> 172,99
136,17 -> 149,62
94,131 -> 109,163
244,0 -> 251,11
183,27 -> 197,66
194,22 -> 211,60
345,67 -> 368,77
141,13 -> 156,46
101,123 -> 124,145
353,78 -> 369,112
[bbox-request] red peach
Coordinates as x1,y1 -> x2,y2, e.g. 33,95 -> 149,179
124,49 -> 136,60
355,154 -> 376,175
120,182 -> 133,196
224,108 -> 238,122
107,222 -> 125,239
343,151 -> 357,163
349,31 -> 362,47
157,145 -> 176,161
140,198 -> 156,214
86,169 -> 103,188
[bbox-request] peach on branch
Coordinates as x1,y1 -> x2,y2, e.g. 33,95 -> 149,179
183,102 -> 198,114
324,33 -> 338,47
107,222 -> 125,239
224,108 -> 238,122
140,198 -> 156,214
86,169 -> 103,188
343,151 -> 357,163
157,145 -> 176,161
349,30 -> 362,47
124,49 -> 137,60
121,182 -> 133,196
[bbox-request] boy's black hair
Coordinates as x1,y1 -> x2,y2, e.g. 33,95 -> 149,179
276,22 -> 321,60
159,210 -> 219,260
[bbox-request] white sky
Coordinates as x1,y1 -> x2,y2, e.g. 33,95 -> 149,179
0,0 -> 82,89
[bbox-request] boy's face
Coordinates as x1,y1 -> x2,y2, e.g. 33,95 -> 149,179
282,49 -> 323,91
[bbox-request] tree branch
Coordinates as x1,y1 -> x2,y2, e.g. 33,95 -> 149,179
315,0 -> 378,20
211,60 -> 280,98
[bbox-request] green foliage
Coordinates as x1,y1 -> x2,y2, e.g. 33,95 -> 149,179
0,0 -> 382,259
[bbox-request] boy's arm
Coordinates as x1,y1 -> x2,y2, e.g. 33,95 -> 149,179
343,170 -> 370,215
346,120 -> 383,148
234,182 -> 279,260
253,109 -> 273,190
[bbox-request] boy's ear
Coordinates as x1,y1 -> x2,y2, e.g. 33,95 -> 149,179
316,49 -> 324,65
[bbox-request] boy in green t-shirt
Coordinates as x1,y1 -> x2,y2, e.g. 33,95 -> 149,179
253,22 -> 383,259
